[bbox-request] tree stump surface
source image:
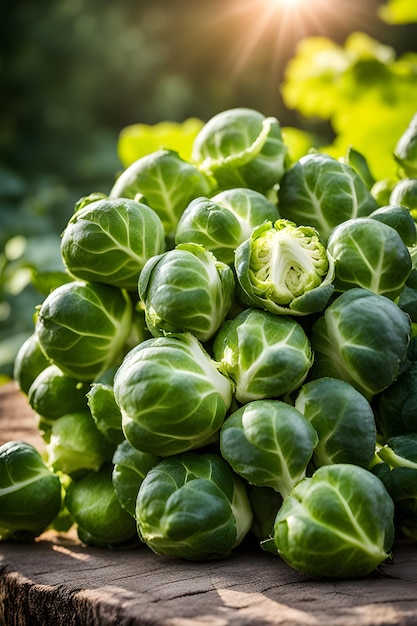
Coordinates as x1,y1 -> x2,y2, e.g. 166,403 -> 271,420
1,381 -> 417,626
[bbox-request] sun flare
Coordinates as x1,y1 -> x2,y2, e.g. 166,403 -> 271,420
197,0 -> 377,87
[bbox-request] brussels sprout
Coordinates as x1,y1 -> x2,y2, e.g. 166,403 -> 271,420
61,198 -> 166,290
35,281 -> 132,381
375,434 -> 417,541
368,204 -> 417,247
139,242 -> 235,342
327,217 -> 412,300
394,113 -> 417,178
87,382 -> 124,444
234,219 -> 335,316
389,178 -> 417,220
277,152 -> 378,244
109,149 -> 213,244
375,361 -> 417,440
112,440 -> 160,517
46,410 -> 116,477
310,288 -> 411,400
27,364 -> 89,422
175,189 -> 279,265
0,441 -> 62,541
114,333 -> 233,457
13,332 -> 50,395
213,308 -> 313,403
65,464 -> 138,547
273,464 -> 395,578
192,108 -> 288,193
371,178 -> 396,207
246,484 -> 283,542
294,378 -> 377,469
136,452 -> 253,560
220,400 -> 318,499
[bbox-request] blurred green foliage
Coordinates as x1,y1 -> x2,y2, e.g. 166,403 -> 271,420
1,0 -> 417,380
281,32 -> 417,180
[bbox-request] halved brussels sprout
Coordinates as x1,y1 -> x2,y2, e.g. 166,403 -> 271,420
235,219 -> 334,316
192,107 -> 288,193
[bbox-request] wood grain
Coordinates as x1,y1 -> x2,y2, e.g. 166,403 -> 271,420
1,382 -> 417,626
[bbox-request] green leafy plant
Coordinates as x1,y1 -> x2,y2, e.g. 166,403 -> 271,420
281,32 -> 417,181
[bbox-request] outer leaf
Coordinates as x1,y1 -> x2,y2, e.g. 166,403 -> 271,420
61,198 -> 166,291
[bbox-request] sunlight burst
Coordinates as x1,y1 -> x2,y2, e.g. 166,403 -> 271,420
200,0 -> 376,83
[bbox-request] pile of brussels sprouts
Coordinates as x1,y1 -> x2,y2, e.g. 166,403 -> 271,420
3,107 -> 417,579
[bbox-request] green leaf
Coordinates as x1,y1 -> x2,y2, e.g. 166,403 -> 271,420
117,118 -> 204,167
378,0 -> 417,24
281,33 -> 417,180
